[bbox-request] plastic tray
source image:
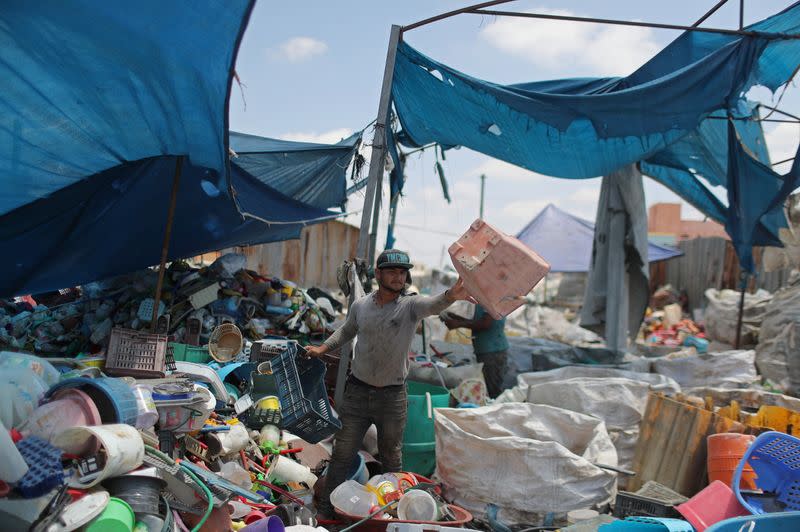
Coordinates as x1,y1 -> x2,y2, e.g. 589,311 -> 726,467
263,348 -> 340,443
614,491 -> 681,519
636,481 -> 689,505
105,328 -> 168,378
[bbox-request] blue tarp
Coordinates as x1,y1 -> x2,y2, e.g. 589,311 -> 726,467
516,204 -> 682,273
391,2 -> 800,270
230,131 -> 362,210
0,1 -> 360,297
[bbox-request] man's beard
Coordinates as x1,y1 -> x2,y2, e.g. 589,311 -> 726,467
378,279 -> 404,294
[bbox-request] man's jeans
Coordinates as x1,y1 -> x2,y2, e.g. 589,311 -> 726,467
318,377 -> 408,513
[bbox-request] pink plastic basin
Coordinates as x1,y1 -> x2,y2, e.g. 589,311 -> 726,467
449,219 -> 550,319
677,480 -> 750,531
23,388 -> 102,452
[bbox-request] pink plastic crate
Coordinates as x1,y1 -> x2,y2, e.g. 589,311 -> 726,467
449,219 -> 550,319
676,481 -> 750,531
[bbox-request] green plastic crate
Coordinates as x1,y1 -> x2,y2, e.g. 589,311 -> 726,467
168,342 -> 211,364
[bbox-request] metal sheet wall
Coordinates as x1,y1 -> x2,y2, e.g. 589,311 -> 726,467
657,237 -> 793,310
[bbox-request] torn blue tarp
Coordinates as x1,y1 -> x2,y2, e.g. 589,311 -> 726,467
391,2 -> 800,268
726,121 -> 800,271
0,157 -> 332,297
230,131 -> 362,210
516,203 -> 682,273
0,0 -> 254,215
0,1 -> 357,297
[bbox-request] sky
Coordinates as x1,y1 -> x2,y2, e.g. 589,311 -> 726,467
229,1 -> 800,268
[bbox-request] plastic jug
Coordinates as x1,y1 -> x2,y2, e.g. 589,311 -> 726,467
330,480 -> 379,517
132,385 -> 158,429
449,219 -> 550,319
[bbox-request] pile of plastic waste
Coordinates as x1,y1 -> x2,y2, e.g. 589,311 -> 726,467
0,253 -> 340,357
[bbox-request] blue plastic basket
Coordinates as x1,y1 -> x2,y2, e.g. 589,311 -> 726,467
600,517 -> 693,531
732,431 -> 800,514
705,511 -> 800,531
47,377 -> 138,426
264,347 -> 340,443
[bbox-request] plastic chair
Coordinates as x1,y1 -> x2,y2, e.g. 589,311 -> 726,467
732,431 -> 800,514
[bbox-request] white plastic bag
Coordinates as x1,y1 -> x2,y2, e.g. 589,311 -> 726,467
652,350 -> 758,389
434,403 -> 617,525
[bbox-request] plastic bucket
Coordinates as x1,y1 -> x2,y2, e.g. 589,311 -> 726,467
47,377 -> 139,425
53,424 -> 144,488
402,381 -> 449,476
241,514 -> 286,532
86,496 -> 135,532
707,433 -> 757,490
20,388 -> 102,451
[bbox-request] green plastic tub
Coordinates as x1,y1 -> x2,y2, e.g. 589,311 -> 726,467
168,343 -> 210,364
402,381 -> 449,476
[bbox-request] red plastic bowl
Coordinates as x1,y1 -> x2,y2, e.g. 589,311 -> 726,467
335,504 -> 472,532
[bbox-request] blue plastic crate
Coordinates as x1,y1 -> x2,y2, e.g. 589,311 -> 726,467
264,347 -> 340,443
47,377 -> 138,426
732,431 -> 800,514
17,437 -> 64,498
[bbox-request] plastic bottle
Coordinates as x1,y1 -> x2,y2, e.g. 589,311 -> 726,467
218,461 -> 253,490
132,385 -> 158,429
0,420 -> 28,482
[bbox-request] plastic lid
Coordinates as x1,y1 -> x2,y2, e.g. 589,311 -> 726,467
46,490 -> 110,532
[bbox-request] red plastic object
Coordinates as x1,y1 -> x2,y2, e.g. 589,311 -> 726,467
449,219 -> 550,319
676,480 -> 750,531
335,504 -> 472,532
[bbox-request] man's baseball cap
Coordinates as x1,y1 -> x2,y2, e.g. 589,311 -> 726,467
376,249 -> 413,270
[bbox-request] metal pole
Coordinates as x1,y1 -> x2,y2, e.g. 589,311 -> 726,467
735,273 -> 748,348
338,25 -> 401,406
739,0 -> 744,30
692,0 -> 730,27
151,155 -> 184,330
356,25 -> 402,262
368,183 -> 382,265
470,9 -> 798,39
479,174 -> 486,219
402,0 -> 515,32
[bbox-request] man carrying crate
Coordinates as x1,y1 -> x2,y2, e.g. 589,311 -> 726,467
305,249 -> 473,518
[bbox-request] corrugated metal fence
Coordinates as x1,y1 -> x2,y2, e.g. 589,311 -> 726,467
198,221 -> 359,289
652,237 -> 793,310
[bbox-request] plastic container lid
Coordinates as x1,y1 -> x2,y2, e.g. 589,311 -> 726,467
85,496 -> 135,532
397,490 -> 439,521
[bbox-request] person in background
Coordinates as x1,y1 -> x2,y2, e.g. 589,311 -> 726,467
443,304 -> 509,398
305,249 -> 474,518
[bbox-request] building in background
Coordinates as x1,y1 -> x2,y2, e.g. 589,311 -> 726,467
647,203 -> 729,246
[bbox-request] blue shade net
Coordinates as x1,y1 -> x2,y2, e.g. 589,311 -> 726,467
391,2 -> 800,271
0,1 -> 362,297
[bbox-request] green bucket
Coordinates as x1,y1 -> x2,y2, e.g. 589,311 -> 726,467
402,381 -> 449,476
